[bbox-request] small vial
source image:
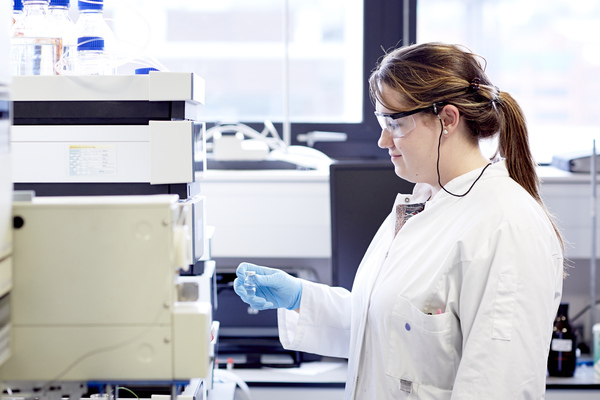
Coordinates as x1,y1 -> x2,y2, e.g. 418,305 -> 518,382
244,271 -> 256,297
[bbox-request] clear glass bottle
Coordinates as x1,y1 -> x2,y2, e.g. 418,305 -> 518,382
547,303 -> 577,377
13,0 -> 25,24
74,0 -> 116,75
75,36 -> 112,75
48,0 -> 76,73
244,271 -> 257,297
10,0 -> 61,76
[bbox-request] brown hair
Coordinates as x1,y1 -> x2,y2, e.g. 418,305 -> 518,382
369,42 -> 564,249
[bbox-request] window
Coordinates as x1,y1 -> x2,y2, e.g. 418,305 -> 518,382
417,0 -> 600,164
103,0 -> 363,124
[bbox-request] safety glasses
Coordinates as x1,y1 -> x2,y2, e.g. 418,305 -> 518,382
374,105 -> 437,138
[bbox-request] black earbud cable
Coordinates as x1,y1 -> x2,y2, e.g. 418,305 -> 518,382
435,113 -> 491,198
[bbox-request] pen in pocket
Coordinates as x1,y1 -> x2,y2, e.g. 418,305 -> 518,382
426,308 -> 443,315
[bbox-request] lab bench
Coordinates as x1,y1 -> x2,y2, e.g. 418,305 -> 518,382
219,360 -> 600,399
546,365 -> 600,399
227,360 -> 346,400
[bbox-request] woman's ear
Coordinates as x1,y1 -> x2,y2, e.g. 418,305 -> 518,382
440,104 -> 460,133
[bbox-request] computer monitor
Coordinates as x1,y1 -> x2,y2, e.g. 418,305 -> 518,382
329,161 -> 415,290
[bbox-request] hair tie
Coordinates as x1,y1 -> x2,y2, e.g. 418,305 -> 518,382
469,78 -> 481,92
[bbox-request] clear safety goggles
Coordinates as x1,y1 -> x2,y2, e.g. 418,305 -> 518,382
374,105 -> 436,138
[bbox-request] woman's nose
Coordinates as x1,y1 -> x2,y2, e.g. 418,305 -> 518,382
378,128 -> 392,149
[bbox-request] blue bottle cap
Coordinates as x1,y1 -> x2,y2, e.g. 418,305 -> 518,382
78,36 -> 104,51
14,0 -> 24,11
50,0 -> 70,6
78,0 -> 102,10
135,67 -> 160,75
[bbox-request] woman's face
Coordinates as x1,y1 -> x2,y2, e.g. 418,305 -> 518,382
376,85 -> 442,186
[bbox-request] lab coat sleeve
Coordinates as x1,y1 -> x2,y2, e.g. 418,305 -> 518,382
278,280 -> 352,358
450,221 -> 563,399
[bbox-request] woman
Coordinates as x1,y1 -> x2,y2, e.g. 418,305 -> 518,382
234,43 -> 564,399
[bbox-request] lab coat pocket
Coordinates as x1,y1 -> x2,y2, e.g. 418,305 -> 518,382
385,296 -> 459,397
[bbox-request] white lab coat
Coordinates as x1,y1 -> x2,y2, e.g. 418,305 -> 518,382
278,161 -> 564,399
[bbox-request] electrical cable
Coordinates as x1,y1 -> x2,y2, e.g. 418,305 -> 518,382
206,122 -> 287,151
44,307 -> 167,386
37,259 -> 175,390
213,369 -> 253,400
433,106 -> 491,198
116,386 -> 139,399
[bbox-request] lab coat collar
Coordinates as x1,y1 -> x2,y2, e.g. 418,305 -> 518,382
427,160 -> 508,205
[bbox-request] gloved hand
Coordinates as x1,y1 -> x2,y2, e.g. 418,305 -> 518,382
233,262 -> 303,311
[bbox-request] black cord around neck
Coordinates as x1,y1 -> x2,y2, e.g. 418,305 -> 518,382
436,117 -> 491,198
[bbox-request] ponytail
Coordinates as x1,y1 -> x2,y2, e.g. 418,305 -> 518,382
498,91 -> 565,251
497,92 -> 540,202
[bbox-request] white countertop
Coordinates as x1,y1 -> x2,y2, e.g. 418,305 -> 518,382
223,360 -> 600,389
538,166 -> 599,184
223,360 -> 347,385
546,364 -> 600,388
201,164 -> 593,184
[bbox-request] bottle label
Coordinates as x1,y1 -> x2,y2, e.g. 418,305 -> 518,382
551,338 -> 573,352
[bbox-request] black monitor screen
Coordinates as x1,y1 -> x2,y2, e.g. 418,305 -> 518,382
330,161 -> 415,290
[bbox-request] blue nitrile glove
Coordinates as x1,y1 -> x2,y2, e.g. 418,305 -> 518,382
233,262 -> 303,311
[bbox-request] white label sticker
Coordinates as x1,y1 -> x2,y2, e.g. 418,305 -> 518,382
551,338 -> 573,352
69,145 -> 117,176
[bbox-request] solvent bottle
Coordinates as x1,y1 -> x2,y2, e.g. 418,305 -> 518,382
547,303 -> 577,377
48,0 -> 76,73
13,0 -> 24,24
75,37 -> 112,75
10,0 -> 61,75
74,0 -> 116,75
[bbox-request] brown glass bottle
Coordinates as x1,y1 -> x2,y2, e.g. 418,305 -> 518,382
547,303 -> 577,377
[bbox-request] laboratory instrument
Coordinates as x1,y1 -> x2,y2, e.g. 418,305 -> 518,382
11,72 -> 208,268
0,6 -> 11,370
0,194 -> 214,399
5,71 -> 216,398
